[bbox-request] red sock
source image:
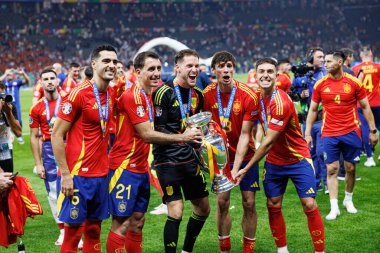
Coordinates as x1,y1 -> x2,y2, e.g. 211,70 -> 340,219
82,220 -> 102,252
106,230 -> 125,253
125,231 -> 142,253
58,223 -> 64,230
218,235 -> 231,252
304,207 -> 325,252
60,225 -> 84,253
243,237 -> 256,253
267,205 -> 287,248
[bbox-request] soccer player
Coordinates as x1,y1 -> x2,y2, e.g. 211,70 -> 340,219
153,49 -> 210,253
233,58 -> 325,253
276,59 -> 292,92
52,62 -> 67,86
52,44 -> 118,252
246,68 -> 259,91
61,62 -> 80,95
352,46 -> 380,166
106,51 -> 202,253
305,51 -> 378,221
0,67 -> 29,129
203,51 -> 259,253
29,68 -> 67,246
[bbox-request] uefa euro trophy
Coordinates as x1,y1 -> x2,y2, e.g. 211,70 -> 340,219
186,112 -> 235,193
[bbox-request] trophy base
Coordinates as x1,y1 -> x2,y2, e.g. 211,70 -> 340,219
211,174 -> 235,194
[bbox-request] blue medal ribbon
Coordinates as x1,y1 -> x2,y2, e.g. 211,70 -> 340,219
217,84 -> 236,129
44,95 -> 61,129
173,84 -> 192,129
260,89 -> 277,132
140,88 -> 154,129
92,82 -> 109,138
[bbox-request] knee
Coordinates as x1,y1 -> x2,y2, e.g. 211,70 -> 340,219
345,164 -> 356,173
327,165 -> 339,175
302,198 -> 317,211
168,204 -> 183,220
198,204 -> 210,217
242,198 -> 256,214
217,197 -> 230,214
130,215 -> 145,231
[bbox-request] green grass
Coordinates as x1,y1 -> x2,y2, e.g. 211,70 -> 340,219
2,73 -> 380,252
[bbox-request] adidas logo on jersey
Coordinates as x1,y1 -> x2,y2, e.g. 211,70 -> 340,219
306,187 -> 315,194
323,87 -> 331,93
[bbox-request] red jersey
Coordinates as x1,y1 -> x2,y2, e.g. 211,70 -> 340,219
276,73 -> 291,92
352,62 -> 380,107
29,96 -> 61,141
57,80 -> 116,177
312,73 -> 366,137
261,89 -> 310,165
109,84 -> 151,173
62,77 -> 78,95
203,81 -> 259,162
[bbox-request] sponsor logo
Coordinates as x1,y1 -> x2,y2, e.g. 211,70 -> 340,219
130,163 -> 136,167
82,168 -> 88,172
323,87 -> 330,93
306,187 -> 315,194
314,239 -> 324,244
29,116 -> 33,125
251,111 -> 258,116
70,207 -> 79,220
136,105 -> 145,117
118,200 -> 127,213
250,181 -> 259,188
155,106 -> 162,117
270,118 -> 283,126
62,102 -> 72,115
344,83 -> 351,93
166,242 -> 177,247
312,230 -> 322,236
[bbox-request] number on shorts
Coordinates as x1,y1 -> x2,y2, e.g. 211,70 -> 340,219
115,183 -> 132,200
71,189 -> 80,205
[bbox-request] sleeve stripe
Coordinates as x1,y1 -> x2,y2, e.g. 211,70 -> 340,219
154,86 -> 170,105
133,87 -> 142,104
344,72 -> 363,87
274,93 -> 283,115
68,83 -> 90,101
313,75 -> 329,90
239,84 -> 259,104
202,83 -> 216,93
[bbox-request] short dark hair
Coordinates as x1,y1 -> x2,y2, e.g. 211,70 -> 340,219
84,66 -> 93,79
306,47 -> 323,58
0,81 -> 5,90
326,50 -> 346,61
255,57 -> 278,69
211,51 -> 236,69
175,49 -> 199,64
40,67 -> 57,78
91,44 -> 117,61
134,51 -> 160,70
341,48 -> 353,58
126,60 -> 134,69
70,62 -> 80,69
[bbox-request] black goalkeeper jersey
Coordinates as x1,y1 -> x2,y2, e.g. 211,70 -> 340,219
152,79 -> 204,165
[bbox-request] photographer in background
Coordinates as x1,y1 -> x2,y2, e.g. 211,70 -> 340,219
0,82 -> 22,173
291,47 -> 328,192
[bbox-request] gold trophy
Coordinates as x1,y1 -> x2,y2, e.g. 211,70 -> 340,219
186,112 -> 235,193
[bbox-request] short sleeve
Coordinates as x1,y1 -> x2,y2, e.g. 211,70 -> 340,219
119,89 -> 149,125
57,89 -> 81,122
243,91 -> 259,122
268,93 -> 292,132
29,105 -> 40,128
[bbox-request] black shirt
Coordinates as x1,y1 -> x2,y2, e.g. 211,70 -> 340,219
152,79 -> 204,165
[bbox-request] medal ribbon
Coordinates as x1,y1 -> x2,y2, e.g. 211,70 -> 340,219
44,95 -> 61,129
260,89 -> 277,132
216,85 -> 236,129
173,84 -> 192,129
140,88 -> 154,129
92,82 -> 109,138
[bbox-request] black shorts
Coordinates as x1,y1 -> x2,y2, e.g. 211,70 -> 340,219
156,161 -> 209,203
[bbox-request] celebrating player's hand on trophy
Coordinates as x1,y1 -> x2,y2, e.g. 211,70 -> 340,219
182,127 -> 203,143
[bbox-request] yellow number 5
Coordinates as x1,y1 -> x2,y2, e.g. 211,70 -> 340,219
334,95 -> 341,104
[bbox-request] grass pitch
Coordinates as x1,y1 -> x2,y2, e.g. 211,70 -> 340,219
2,74 -> 380,252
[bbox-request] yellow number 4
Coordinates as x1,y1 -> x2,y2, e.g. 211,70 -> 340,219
363,75 -> 373,92
334,95 -> 341,104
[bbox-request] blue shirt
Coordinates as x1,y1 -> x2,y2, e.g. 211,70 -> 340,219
343,65 -> 355,76
4,79 -> 25,126
196,71 -> 212,90
292,67 -> 327,104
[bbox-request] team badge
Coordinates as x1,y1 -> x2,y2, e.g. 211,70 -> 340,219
191,97 -> 197,109
155,106 -> 162,117
343,83 -> 351,93
29,116 -> 33,125
94,243 -> 101,250
70,207 -> 79,220
115,249 -> 124,253
233,101 -> 241,114
118,200 -> 127,213
312,230 -> 322,236
136,105 -> 145,117
166,185 -> 173,196
62,102 -> 72,115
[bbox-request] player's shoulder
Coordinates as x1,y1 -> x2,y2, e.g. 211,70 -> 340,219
203,82 -> 217,94
66,82 -> 91,102
153,83 -> 172,105
313,74 -> 330,90
272,89 -> 292,114
344,72 -> 362,86
236,81 -> 258,101
29,98 -> 44,113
